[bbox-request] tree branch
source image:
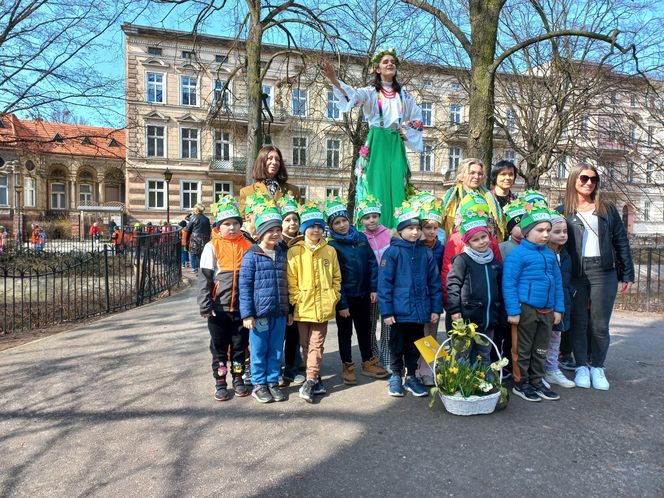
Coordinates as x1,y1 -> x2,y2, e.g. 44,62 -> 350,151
400,0 -> 471,55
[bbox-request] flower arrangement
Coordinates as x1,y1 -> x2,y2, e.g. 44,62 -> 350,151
430,319 -> 509,412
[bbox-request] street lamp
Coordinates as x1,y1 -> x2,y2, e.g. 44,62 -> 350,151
163,168 -> 173,224
15,183 -> 24,244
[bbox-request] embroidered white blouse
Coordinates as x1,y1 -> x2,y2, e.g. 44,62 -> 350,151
333,80 -> 424,152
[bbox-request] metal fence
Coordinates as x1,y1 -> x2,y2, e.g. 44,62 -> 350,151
1,229 -> 182,334
614,246 -> 664,313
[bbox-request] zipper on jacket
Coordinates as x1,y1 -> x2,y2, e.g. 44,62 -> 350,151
230,239 -> 238,312
484,265 -> 491,332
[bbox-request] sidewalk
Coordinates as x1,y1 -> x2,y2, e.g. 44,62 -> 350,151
1,283 -> 663,497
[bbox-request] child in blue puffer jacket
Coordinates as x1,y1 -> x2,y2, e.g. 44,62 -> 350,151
240,200 -> 292,404
378,200 -> 443,398
503,201 -> 564,403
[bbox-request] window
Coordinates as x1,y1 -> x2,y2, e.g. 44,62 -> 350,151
421,102 -> 433,126
181,181 -> 200,210
215,54 -> 227,64
213,182 -> 232,201
181,128 -> 198,159
646,162 -> 655,183
610,94 -> 618,105
292,136 -> 307,166
506,108 -> 516,132
181,76 -> 197,106
327,91 -> 340,119
449,103 -> 461,125
448,147 -> 463,175
326,139 -> 340,168
53,133 -> 64,143
629,126 -> 637,145
262,85 -> 272,109
146,72 -> 164,103
504,150 -> 516,162
325,187 -> 341,197
214,79 -> 230,107
644,200 -> 651,222
450,82 -> 461,91
0,176 -> 7,205
214,131 -> 231,161
648,125 -> 655,145
181,50 -> 194,59
148,46 -> 162,56
631,95 -> 638,107
50,182 -> 66,209
581,115 -> 590,138
296,185 -> 308,199
557,156 -> 567,178
146,125 -> 165,157
147,180 -> 166,209
81,137 -> 92,145
79,184 -> 93,204
292,88 -> 307,116
605,162 -> 616,181
627,162 -> 635,183
420,143 -> 433,172
108,138 -> 120,147
24,177 -> 36,207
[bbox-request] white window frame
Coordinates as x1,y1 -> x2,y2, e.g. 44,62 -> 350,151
180,127 -> 199,159
24,177 -> 36,207
325,186 -> 342,198
180,75 -> 198,106
421,102 -> 434,127
448,147 -> 463,175
214,79 -> 231,107
146,71 -> 165,104
50,182 -> 66,210
449,103 -> 461,125
296,185 -> 308,200
79,183 -> 94,204
629,126 -> 637,145
0,175 -> 7,206
180,180 -> 201,210
420,143 -> 433,172
146,179 -> 166,209
644,200 -> 651,222
327,90 -> 340,120
504,150 -> 516,162
146,125 -> 165,158
292,88 -> 308,116
506,108 -> 516,132
326,138 -> 340,168
292,136 -> 307,166
626,161 -> 635,183
214,130 -> 231,161
648,125 -> 655,145
262,85 -> 273,110
646,162 -> 655,183
557,156 -> 567,178
213,181 -> 233,201
581,115 -> 590,138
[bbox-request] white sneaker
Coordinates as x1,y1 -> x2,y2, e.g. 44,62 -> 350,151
292,374 -> 306,385
590,367 -> 610,391
541,378 -> 550,389
574,366 -> 591,389
545,369 -> 576,388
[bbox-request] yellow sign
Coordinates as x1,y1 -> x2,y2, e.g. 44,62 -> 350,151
414,335 -> 448,366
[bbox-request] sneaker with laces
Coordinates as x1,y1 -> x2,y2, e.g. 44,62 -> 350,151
387,374 -> 404,397
313,377 -> 327,395
590,367 -> 610,390
299,379 -> 315,403
534,382 -> 560,400
512,383 -> 541,402
252,385 -> 272,403
233,376 -> 250,397
268,383 -> 287,402
574,366 -> 591,389
545,369 -> 576,388
404,375 -> 428,397
558,355 -> 576,372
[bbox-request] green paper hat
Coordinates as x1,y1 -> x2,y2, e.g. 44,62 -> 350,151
324,195 -> 348,223
519,200 -> 552,230
253,198 -> 283,232
298,199 -> 326,227
459,207 -> 489,235
549,208 -> 566,225
210,194 -> 242,223
244,190 -> 269,215
413,190 -> 437,208
394,197 -> 421,227
504,198 -> 527,223
354,194 -> 382,220
276,193 -> 300,218
519,190 -> 548,206
456,191 -> 490,227
419,198 -> 443,224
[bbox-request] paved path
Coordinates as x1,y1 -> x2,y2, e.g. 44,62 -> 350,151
1,283 -> 663,497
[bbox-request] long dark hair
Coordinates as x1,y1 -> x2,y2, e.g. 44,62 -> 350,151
372,72 -> 402,93
252,146 -> 288,184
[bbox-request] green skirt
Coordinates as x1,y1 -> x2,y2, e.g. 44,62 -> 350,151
354,127 -> 411,229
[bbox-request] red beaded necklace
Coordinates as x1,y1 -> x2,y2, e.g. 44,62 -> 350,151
379,85 -> 396,99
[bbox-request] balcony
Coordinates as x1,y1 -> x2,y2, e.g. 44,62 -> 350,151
208,103 -> 289,126
210,157 -> 247,172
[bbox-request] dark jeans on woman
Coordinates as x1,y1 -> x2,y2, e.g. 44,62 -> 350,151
337,294 -> 374,363
571,257 -> 618,368
389,322 -> 425,377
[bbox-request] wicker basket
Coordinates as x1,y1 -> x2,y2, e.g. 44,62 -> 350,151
433,332 -> 503,416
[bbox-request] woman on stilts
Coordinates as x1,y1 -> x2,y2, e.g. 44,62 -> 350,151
322,49 -> 423,229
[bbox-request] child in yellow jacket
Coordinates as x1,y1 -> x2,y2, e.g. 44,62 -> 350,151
287,200 -> 341,403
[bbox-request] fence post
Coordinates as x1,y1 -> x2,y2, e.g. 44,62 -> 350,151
135,238 -> 142,307
104,245 -> 111,313
646,248 -> 652,312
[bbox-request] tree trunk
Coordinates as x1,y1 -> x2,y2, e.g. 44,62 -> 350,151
467,0 -> 502,173
245,3 -> 264,185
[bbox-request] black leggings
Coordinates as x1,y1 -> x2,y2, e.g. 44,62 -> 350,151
336,294 -> 374,363
207,310 -> 248,379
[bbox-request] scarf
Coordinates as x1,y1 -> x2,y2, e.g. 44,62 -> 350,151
329,225 -> 360,244
463,245 -> 494,265
442,183 -> 505,240
264,179 -> 280,197
422,238 -> 436,249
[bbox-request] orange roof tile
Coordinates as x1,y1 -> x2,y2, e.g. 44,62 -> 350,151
0,114 -> 125,160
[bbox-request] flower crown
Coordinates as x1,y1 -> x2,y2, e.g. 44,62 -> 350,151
372,47 -> 400,67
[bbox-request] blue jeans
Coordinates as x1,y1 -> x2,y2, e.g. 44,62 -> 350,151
190,252 -> 200,270
181,249 -> 189,266
250,316 -> 287,385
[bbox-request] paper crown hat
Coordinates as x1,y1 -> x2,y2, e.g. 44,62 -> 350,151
354,194 -> 382,221
519,200 -> 552,230
519,190 -> 548,206
298,199 -> 326,231
413,190 -> 437,207
419,198 -> 443,224
253,198 -> 283,233
549,208 -> 566,225
459,206 -> 489,235
504,198 -> 528,223
276,193 -> 300,218
244,190 -> 269,214
394,197 -> 421,228
210,195 -> 242,223
324,196 -> 348,222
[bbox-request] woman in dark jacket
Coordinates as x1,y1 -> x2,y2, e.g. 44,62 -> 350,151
186,203 -> 211,273
562,164 -> 634,391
